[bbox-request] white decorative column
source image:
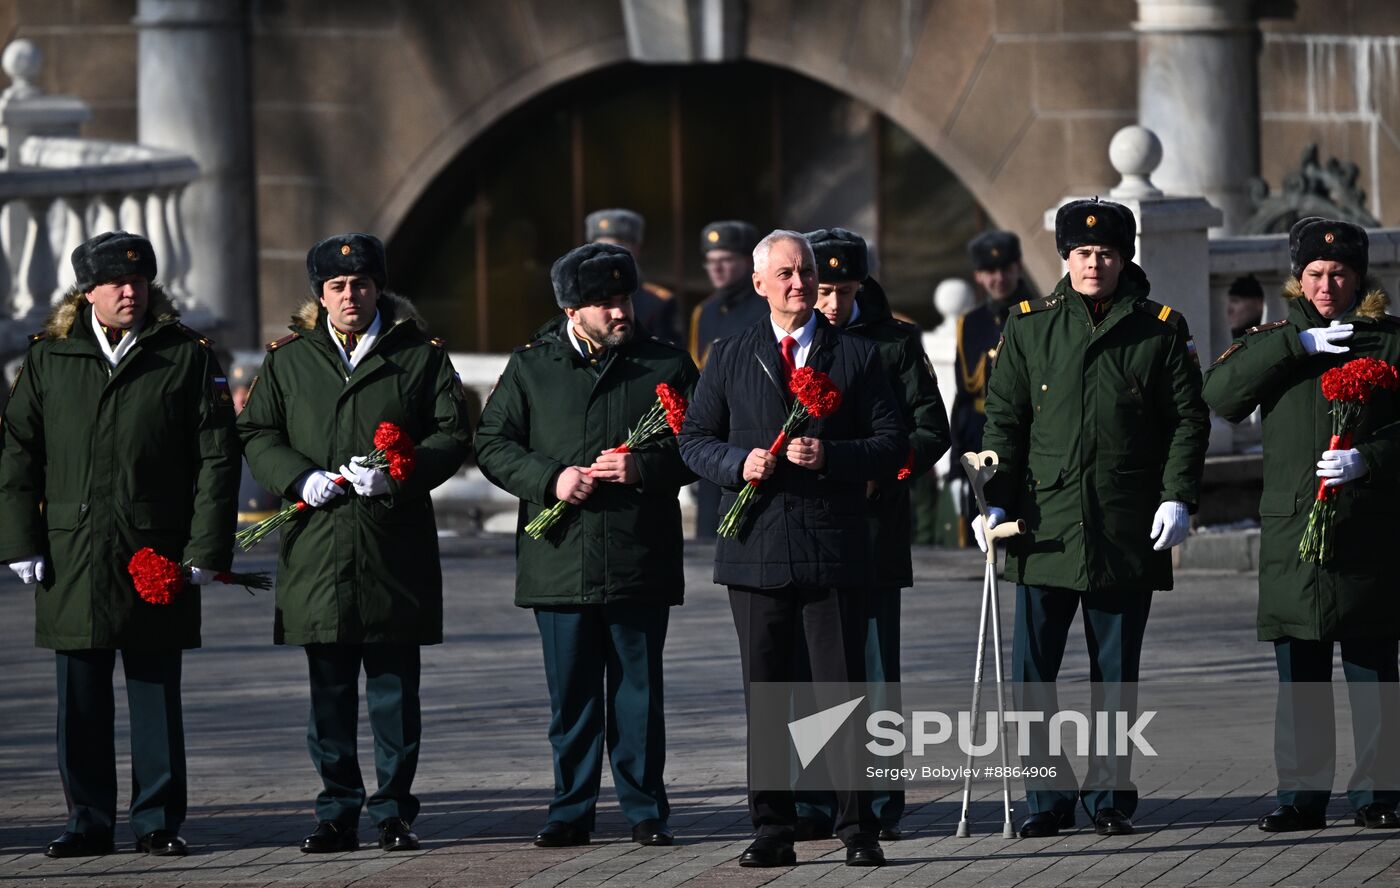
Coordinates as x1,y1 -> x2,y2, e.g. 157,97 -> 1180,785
926,278 -> 975,478
1047,125 -> 1229,451
1136,0 -> 1259,233
135,0 -> 254,345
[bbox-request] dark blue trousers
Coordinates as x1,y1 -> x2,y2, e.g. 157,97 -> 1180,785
534,602 -> 671,830
304,643 -> 421,827
1012,584 -> 1151,818
1273,637 -> 1400,813
55,649 -> 185,838
795,585 -> 903,829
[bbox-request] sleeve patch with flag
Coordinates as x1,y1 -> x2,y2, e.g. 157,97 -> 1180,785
212,375 -> 233,406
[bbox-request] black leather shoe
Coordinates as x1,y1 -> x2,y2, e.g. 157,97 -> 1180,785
135,830 -> 187,856
44,831 -> 114,859
1355,804 -> 1400,829
845,834 -> 886,867
878,826 -> 903,841
377,817 -> 420,851
533,821 -> 589,848
793,816 -> 834,842
631,819 -> 674,846
1259,805 -> 1326,833
739,835 -> 796,868
1094,808 -> 1134,836
301,820 -> 359,853
1018,810 -> 1074,838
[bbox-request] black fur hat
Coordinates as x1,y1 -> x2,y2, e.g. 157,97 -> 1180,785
550,242 -> 638,309
701,220 -> 759,256
1054,198 -> 1136,261
805,227 -> 869,283
967,230 -> 1022,270
306,232 -> 387,295
72,231 -> 156,290
1289,216 -> 1368,280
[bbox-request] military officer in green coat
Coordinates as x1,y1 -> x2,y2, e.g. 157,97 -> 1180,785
978,199 -> 1209,838
475,242 -> 698,849
0,231 -> 239,858
1203,217 -> 1400,832
795,227 -> 950,840
237,233 -> 471,854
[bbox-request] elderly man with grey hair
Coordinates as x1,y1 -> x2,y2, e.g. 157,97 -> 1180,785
679,229 -> 907,868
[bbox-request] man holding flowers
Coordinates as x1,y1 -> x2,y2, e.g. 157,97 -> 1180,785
0,231 -> 239,858
678,229 -> 906,868
1203,217 -> 1400,833
475,242 -> 698,849
237,233 -> 471,854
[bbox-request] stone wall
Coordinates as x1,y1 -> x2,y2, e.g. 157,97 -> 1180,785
2,0 -> 1399,346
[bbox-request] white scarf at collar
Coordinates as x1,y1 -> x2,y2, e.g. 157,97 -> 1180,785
90,310 -> 143,368
328,310 -> 382,372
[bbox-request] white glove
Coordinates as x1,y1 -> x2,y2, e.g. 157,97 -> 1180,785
7,555 -> 47,584
1317,448 -> 1368,488
1149,501 -> 1189,551
297,469 -> 347,507
339,457 -> 391,498
187,566 -> 216,585
1299,322 -> 1353,355
972,507 -> 1006,553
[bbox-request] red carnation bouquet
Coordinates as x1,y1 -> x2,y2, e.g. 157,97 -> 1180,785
128,547 -> 271,605
235,421 -> 416,551
717,366 -> 843,539
524,383 -> 688,540
1298,356 -> 1400,563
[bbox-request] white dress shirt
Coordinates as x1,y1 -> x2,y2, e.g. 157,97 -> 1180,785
769,311 -> 818,369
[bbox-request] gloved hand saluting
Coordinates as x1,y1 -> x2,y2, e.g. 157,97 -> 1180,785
339,457 -> 391,498
1299,322 -> 1353,355
1149,501 -> 1189,551
1317,448 -> 1367,488
7,555 -> 47,584
297,469 -> 347,507
972,507 -> 1006,553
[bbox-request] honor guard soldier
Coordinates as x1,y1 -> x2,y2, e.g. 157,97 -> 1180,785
977,199 -> 1209,838
237,233 -> 471,854
587,208 -> 681,345
689,220 -> 767,538
1204,217 -> 1400,833
475,243 -> 698,849
228,354 -> 280,527
795,227 -> 950,840
680,230 -> 907,868
0,231 -> 240,858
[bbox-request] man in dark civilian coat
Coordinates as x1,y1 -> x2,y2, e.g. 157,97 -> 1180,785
679,229 -> 907,868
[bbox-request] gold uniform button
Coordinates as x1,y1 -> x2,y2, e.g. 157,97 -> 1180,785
1040,384 -> 1048,391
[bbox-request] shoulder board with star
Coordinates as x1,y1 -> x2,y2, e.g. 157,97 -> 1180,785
1244,319 -> 1289,335
1134,299 -> 1186,330
647,334 -> 688,353
175,323 -> 214,348
1010,296 -> 1059,317
512,338 -> 547,354
642,282 -> 674,301
266,332 -> 301,351
427,336 -> 447,349
28,330 -> 46,344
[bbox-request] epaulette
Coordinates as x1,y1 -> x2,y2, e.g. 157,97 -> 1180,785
1011,296 -> 1058,317
28,331 -> 46,343
427,336 -> 446,349
1244,319 -> 1289,335
1135,299 -> 1185,330
513,339 -> 546,353
643,282 -> 674,301
175,323 -> 214,348
648,334 -> 687,352
266,332 -> 301,351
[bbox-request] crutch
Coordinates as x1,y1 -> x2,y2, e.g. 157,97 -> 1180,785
955,450 -> 1024,839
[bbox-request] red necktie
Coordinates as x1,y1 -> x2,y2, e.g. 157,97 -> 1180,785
780,335 -> 798,384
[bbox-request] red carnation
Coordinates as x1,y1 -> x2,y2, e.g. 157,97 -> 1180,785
789,367 -> 843,418
656,383 -> 688,436
128,547 -> 184,605
373,422 -> 407,453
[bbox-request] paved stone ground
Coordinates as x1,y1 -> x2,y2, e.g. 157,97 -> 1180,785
0,538 -> 1396,887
